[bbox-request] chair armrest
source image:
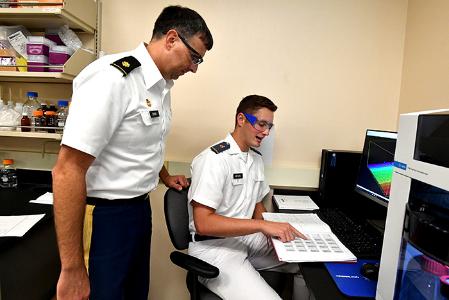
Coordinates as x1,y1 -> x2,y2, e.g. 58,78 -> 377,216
170,251 -> 219,279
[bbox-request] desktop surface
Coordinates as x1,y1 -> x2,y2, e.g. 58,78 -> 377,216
0,169 -> 59,300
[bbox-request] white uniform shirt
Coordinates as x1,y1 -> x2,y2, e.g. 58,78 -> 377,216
188,134 -> 271,233
62,43 -> 174,199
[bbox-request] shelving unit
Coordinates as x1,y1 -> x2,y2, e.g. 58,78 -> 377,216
0,130 -> 62,140
0,0 -> 98,83
0,0 -> 96,33
0,48 -> 95,82
0,0 -> 98,154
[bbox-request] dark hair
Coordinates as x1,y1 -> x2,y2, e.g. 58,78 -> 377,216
151,5 -> 213,50
235,95 -> 278,124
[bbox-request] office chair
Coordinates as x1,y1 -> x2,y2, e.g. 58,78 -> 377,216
164,186 -> 289,300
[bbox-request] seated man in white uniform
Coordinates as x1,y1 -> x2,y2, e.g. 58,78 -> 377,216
187,95 -> 312,300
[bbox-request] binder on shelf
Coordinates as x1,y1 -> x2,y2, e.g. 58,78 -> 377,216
273,194 -> 319,213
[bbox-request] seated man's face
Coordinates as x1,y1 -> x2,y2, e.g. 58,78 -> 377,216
242,107 -> 274,148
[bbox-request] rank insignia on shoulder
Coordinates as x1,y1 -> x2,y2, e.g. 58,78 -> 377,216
210,142 -> 230,154
250,148 -> 262,156
111,56 -> 141,77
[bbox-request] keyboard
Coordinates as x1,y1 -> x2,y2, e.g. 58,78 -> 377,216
317,208 -> 383,259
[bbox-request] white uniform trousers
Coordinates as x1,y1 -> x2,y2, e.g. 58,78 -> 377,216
188,232 -> 312,300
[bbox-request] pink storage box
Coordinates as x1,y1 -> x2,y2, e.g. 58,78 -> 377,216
45,28 -> 64,45
49,45 -> 74,72
45,34 -> 64,45
27,54 -> 48,72
26,36 -> 56,56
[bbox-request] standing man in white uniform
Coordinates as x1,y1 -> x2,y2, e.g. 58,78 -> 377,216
52,6 -> 213,300
188,95 -> 312,300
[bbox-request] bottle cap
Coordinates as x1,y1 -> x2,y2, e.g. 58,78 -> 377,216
57,100 -> 69,107
2,159 -> 14,165
27,91 -> 38,98
33,110 -> 44,116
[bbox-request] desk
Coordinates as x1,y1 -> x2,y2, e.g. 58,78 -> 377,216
0,170 -> 60,300
272,188 -> 375,300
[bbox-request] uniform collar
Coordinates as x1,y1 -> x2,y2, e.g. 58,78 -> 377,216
224,133 -> 243,155
225,133 -> 256,166
133,42 -> 174,91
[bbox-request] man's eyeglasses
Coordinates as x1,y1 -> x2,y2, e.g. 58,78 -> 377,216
177,32 -> 203,65
243,113 -> 274,132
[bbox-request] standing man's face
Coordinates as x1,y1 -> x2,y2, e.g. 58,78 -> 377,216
168,33 -> 207,80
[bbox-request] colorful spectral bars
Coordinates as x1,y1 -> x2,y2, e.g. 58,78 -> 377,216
368,162 -> 394,197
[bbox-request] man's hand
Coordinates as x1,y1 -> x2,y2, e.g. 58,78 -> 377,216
260,220 -> 307,243
162,174 -> 189,191
57,267 -> 90,300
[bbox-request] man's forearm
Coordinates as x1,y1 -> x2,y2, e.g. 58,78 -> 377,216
53,165 -> 88,270
194,212 -> 264,237
159,165 -> 169,184
253,202 -> 267,220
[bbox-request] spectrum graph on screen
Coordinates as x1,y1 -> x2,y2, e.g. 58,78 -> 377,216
367,141 -> 395,198
367,162 -> 394,197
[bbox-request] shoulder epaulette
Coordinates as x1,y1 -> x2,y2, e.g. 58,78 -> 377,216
250,148 -> 262,156
110,56 -> 141,77
210,142 -> 230,154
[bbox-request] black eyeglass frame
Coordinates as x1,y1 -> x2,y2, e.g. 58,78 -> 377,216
177,33 -> 204,65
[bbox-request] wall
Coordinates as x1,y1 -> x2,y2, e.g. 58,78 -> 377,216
398,0 -> 449,113
101,0 -> 407,175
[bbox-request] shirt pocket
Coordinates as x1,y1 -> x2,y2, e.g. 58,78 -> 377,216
231,178 -> 244,186
251,171 -> 265,201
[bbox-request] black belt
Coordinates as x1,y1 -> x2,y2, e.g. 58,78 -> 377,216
189,233 -> 224,242
86,193 -> 149,206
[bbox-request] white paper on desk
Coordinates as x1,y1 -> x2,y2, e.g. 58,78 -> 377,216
263,213 -> 356,263
0,214 -> 45,237
273,195 -> 319,210
29,192 -> 53,205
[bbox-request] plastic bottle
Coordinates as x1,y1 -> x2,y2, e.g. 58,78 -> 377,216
0,159 -> 18,188
56,100 -> 69,133
40,103 -> 48,114
48,104 -> 57,112
20,111 -> 31,132
22,91 -> 40,125
14,102 -> 23,115
7,100 -> 14,110
44,110 -> 57,133
32,110 -> 46,132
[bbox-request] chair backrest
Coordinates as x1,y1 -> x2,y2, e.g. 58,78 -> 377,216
164,187 -> 191,250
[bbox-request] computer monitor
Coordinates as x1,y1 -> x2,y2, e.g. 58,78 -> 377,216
354,130 -> 398,208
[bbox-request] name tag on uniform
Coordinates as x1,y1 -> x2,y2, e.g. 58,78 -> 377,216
233,173 -> 243,179
149,110 -> 160,118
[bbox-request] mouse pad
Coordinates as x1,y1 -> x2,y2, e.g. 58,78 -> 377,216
324,259 -> 379,298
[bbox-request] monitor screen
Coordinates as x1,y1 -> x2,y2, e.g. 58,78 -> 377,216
355,130 -> 398,207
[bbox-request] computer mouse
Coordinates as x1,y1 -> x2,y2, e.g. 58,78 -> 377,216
361,263 -> 379,281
